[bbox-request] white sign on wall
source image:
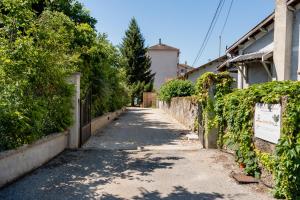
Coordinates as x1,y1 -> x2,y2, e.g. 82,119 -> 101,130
254,103 -> 281,144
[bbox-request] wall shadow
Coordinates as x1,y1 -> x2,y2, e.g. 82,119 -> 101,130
88,108 -> 192,149
102,186 -> 225,200
0,149 -> 184,200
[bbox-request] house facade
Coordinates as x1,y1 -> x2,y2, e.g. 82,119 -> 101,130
219,0 -> 300,89
182,56 -> 228,83
178,62 -> 193,77
148,40 -> 180,89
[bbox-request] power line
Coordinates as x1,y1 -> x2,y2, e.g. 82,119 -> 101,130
219,0 -> 234,56
192,0 -> 224,66
220,0 -> 234,36
192,0 -> 225,67
203,0 -> 225,59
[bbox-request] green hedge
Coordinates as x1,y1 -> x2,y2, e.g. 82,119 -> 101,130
158,79 -> 195,102
0,11 -> 75,151
0,1 -> 129,151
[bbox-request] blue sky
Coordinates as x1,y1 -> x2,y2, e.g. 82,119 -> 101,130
78,0 -> 274,67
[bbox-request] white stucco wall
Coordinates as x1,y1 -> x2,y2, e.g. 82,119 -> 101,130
148,50 -> 178,90
178,66 -> 189,76
0,132 -> 69,187
243,30 -> 274,54
91,108 -> 125,135
247,62 -> 270,85
237,62 -> 272,89
291,8 -> 300,80
186,62 -> 221,83
237,30 -> 274,89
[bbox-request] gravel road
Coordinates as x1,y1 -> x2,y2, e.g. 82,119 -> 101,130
0,108 -> 274,200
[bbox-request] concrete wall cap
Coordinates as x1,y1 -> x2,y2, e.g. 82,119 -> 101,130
71,72 -> 81,77
0,131 -> 69,160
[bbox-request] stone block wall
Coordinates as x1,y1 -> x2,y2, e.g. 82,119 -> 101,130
158,97 -> 198,131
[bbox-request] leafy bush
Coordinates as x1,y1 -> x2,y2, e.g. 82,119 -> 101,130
0,0 -> 129,150
0,9 -> 76,151
220,81 -> 300,199
158,79 -> 195,102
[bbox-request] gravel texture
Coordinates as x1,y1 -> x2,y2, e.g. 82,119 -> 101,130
0,108 -> 274,200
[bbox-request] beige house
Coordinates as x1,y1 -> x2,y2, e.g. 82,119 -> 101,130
178,62 -> 194,77
148,39 -> 180,89
182,55 -> 228,83
219,0 -> 300,89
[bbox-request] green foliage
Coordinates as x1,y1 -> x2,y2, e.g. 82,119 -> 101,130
255,150 -> 276,174
88,36 -> 129,116
0,7 -> 76,150
0,0 -> 129,150
220,81 -> 300,199
158,79 -> 195,102
195,72 -> 234,142
77,31 -> 129,117
195,74 -> 300,198
120,18 -> 154,105
32,0 -> 97,28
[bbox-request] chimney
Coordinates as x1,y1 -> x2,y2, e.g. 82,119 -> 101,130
159,38 -> 162,45
273,0 -> 293,80
185,61 -> 187,65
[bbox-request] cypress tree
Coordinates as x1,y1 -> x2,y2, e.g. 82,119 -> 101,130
121,18 -> 155,106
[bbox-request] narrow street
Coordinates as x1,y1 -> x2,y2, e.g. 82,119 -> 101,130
0,108 -> 274,200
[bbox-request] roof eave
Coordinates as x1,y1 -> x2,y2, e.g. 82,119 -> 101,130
148,48 -> 179,52
288,0 -> 300,6
226,13 -> 275,54
185,55 -> 227,76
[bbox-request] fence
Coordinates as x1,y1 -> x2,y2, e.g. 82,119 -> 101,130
80,89 -> 92,146
142,92 -> 157,108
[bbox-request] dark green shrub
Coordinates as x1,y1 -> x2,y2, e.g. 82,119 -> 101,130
158,79 -> 195,102
0,9 -> 75,151
0,1 -> 129,151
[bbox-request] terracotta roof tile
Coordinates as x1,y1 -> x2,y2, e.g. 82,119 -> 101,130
149,44 -> 179,51
178,63 -> 193,69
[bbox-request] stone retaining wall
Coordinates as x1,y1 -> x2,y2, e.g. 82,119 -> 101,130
158,97 -> 198,131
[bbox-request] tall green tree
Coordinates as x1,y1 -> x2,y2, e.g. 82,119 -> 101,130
121,18 -> 154,106
32,0 -> 97,28
0,0 -> 129,151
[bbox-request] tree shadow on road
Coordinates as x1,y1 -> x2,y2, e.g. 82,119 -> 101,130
101,186 -> 225,200
86,108 -> 194,150
0,149 -> 184,200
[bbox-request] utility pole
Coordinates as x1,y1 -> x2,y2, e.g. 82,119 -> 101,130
219,35 -> 222,57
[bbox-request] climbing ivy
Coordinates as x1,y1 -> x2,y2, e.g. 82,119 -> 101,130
195,73 -> 300,199
195,72 -> 234,145
220,81 -> 300,199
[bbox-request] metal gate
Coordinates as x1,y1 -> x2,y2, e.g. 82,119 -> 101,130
80,89 -> 92,146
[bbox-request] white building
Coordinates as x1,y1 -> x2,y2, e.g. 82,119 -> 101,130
219,0 -> 300,89
148,39 -> 180,89
178,62 -> 194,77
183,56 -> 227,83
